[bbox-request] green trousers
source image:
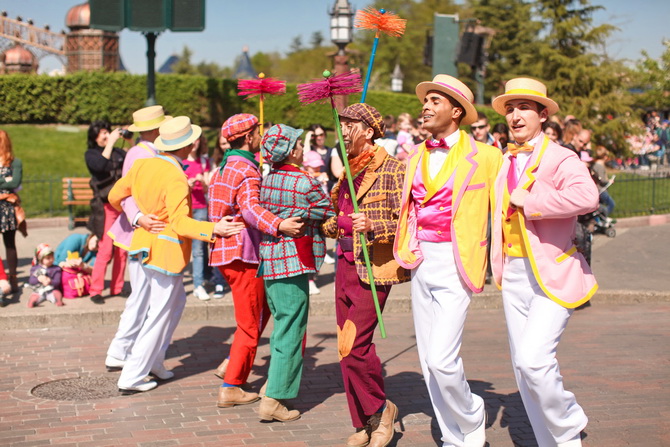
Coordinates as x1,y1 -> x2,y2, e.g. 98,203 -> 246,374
264,273 -> 309,399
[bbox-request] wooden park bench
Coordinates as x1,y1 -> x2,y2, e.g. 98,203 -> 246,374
62,177 -> 92,230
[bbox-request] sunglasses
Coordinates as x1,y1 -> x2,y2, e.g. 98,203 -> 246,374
470,124 -> 487,131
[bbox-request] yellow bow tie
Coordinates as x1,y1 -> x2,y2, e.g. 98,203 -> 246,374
507,142 -> 534,156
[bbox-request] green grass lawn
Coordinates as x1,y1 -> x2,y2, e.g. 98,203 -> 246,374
608,171 -> 670,217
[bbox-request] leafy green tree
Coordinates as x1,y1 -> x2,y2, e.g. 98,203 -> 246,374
633,40 -> 670,112
289,36 -> 303,53
171,46 -> 197,75
310,31 -> 324,49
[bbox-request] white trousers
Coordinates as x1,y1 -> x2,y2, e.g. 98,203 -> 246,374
117,264 -> 186,388
107,259 -> 148,361
502,257 -> 588,447
411,241 -> 485,447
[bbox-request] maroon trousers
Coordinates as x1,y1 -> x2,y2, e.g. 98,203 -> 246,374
335,254 -> 391,428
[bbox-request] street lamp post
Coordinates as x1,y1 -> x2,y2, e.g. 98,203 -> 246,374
391,63 -> 404,93
330,0 -> 354,111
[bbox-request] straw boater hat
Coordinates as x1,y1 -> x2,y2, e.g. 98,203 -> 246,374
127,105 -> 172,132
154,116 -> 202,152
415,74 -> 478,126
491,78 -> 560,116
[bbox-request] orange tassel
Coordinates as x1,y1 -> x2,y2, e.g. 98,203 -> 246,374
355,7 -> 406,37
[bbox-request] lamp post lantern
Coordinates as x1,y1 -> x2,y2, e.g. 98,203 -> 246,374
391,63 -> 404,92
330,0 -> 354,111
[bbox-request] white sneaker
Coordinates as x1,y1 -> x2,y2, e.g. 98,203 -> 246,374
323,253 -> 335,264
193,285 -> 210,301
150,364 -> 174,381
558,434 -> 582,447
213,284 -> 225,299
309,280 -> 320,295
105,355 -> 126,371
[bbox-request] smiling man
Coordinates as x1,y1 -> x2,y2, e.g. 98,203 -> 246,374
321,103 -> 408,447
394,75 -> 501,447
490,78 -> 599,447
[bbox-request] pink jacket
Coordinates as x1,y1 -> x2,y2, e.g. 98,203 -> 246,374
490,135 -> 599,308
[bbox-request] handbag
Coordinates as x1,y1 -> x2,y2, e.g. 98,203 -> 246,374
61,266 -> 91,298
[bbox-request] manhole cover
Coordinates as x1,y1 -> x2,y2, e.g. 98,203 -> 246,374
31,376 -> 120,400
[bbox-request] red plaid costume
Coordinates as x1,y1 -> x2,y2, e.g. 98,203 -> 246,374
208,155 -> 282,386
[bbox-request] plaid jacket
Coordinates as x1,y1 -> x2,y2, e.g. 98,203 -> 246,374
322,146 -> 410,285
208,156 -> 282,266
259,165 -> 335,280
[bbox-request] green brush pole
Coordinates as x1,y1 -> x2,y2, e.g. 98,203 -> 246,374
330,101 -> 386,339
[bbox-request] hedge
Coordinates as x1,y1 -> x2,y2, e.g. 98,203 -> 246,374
0,71 -> 499,129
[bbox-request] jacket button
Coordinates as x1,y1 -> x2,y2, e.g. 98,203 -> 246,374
437,230 -> 442,235
344,193 -> 350,199
508,243 -> 513,248
439,206 -> 444,210
339,211 -> 344,216
418,226 -> 423,231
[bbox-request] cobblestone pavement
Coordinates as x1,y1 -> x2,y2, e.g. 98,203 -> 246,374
2,302 -> 669,447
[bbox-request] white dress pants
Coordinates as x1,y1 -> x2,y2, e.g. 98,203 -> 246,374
411,241 -> 485,447
117,264 -> 186,388
107,258 -> 148,361
502,256 -> 588,447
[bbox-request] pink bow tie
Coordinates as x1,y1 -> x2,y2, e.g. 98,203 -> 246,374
425,138 -> 449,150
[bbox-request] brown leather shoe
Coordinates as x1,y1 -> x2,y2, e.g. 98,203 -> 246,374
214,358 -> 229,379
216,386 -> 259,408
258,396 -> 301,422
367,400 -> 398,447
346,426 -> 371,447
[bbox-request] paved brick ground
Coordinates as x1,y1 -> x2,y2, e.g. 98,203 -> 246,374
1,302 -> 669,447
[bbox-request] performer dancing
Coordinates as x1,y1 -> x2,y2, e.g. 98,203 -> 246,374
257,124 -> 334,422
208,114 -> 303,407
490,78 -> 598,447
394,75 -> 501,447
109,116 -> 243,393
322,103 -> 408,447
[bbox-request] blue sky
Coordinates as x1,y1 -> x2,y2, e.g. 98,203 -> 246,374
1,0 -> 668,75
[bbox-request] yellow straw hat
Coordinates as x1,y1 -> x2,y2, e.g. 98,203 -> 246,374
127,105 -> 172,132
154,116 -> 202,152
415,74 -> 478,125
491,78 -> 559,116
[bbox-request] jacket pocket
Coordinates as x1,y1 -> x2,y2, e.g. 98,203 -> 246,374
361,194 -> 387,205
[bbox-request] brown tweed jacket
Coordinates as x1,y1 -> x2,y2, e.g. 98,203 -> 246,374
322,146 -> 410,285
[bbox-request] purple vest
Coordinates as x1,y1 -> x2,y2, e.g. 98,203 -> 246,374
412,161 -> 455,243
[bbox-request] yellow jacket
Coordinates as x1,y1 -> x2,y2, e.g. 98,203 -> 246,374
394,131 -> 501,292
108,154 -> 215,276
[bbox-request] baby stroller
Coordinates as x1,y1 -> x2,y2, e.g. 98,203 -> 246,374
592,204 -> 616,238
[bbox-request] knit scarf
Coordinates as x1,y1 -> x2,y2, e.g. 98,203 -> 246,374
220,149 -> 259,168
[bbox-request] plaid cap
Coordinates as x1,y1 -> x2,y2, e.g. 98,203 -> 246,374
221,113 -> 259,141
339,103 -> 385,140
261,124 -> 304,163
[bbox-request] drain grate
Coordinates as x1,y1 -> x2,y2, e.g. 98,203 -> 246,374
31,376 -> 120,400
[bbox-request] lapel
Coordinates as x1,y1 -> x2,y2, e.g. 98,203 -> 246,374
354,145 -> 385,201
451,132 -> 479,215
518,135 -> 550,191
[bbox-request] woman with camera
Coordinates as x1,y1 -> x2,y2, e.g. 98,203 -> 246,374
84,121 -> 130,304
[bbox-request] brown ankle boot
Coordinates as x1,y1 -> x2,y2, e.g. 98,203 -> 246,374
214,358 -> 229,379
346,426 -> 371,447
367,400 -> 397,447
216,386 -> 259,408
258,396 -> 300,422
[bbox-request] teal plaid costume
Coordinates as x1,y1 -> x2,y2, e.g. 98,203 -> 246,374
259,165 -> 335,279
259,161 -> 334,400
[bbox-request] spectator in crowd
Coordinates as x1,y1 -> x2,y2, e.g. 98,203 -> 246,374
0,256 -> 11,306
492,122 -> 510,150
84,121 -> 129,304
184,134 -> 212,301
471,111 -> 502,149
304,124 -> 342,192
542,121 -> 564,146
562,119 -> 582,153
27,243 -> 63,308
592,146 -> 616,216
0,130 -> 24,293
55,232 -> 98,267
395,112 -> 417,161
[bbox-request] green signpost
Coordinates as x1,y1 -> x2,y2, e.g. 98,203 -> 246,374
89,0 -> 205,105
